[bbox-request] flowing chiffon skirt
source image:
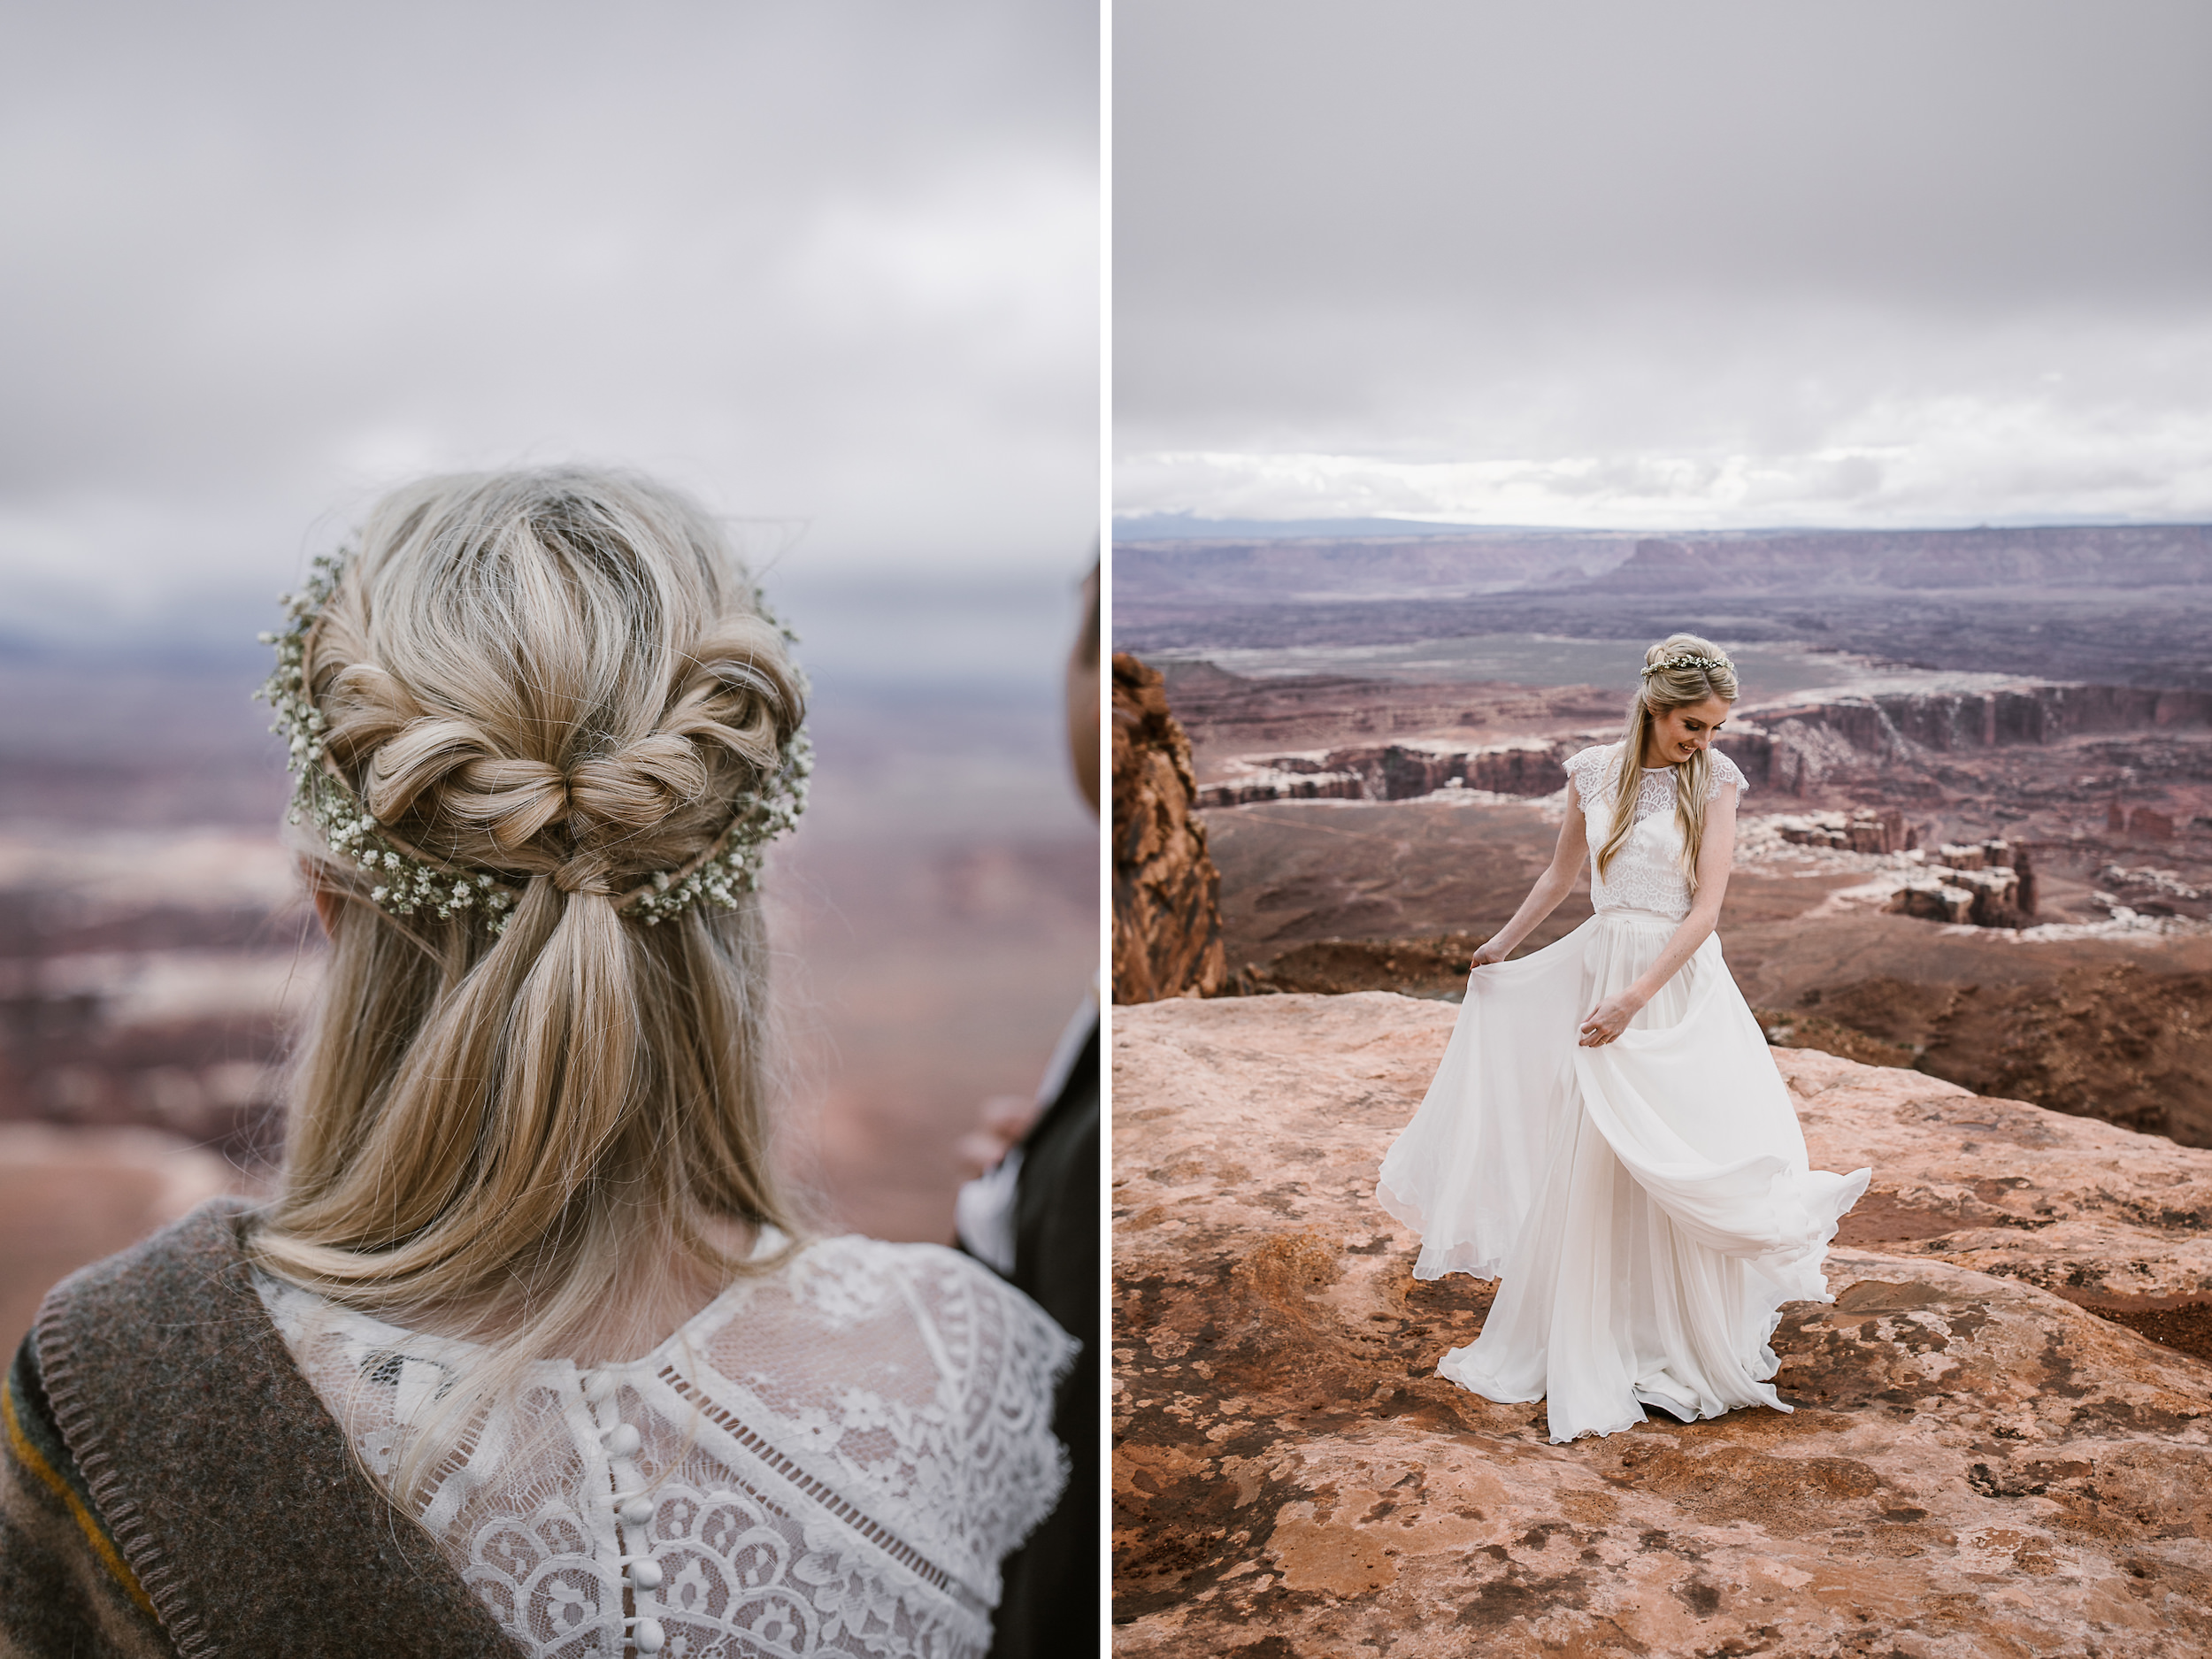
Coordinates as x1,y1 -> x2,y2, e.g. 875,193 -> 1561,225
1376,908 -> 1870,1442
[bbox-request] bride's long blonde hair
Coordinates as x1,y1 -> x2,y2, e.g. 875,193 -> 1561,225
1593,633 -> 1739,897
248,467 -> 805,1502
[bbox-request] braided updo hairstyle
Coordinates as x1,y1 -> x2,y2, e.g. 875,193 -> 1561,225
250,468 -> 805,1500
1593,632 -> 1740,897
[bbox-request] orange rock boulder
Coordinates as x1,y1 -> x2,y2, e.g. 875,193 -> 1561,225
1111,652 -> 1226,1003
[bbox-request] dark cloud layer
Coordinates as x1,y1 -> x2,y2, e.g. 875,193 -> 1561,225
1115,0 -> 2212,526
0,0 -> 1097,635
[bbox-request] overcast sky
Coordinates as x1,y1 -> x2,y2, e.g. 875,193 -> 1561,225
1116,1 -> 2212,531
1,1 -> 1096,647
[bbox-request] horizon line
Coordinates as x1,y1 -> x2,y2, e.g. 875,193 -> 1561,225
1113,511 -> 2212,541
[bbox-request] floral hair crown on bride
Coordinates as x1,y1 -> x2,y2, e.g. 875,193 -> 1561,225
1641,654 -> 1732,677
256,551 -> 811,933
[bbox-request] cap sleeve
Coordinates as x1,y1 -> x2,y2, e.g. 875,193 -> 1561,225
1708,749 -> 1747,801
1563,744 -> 1614,809
895,1246 -> 1079,1568
722,1238 -> 1078,1601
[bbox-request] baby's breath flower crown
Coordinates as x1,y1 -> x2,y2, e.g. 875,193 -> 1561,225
1641,654 -> 1733,678
257,551 -> 811,933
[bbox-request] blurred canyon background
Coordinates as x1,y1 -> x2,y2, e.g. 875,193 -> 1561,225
0,0 -> 1099,1356
0,576 -> 1099,1356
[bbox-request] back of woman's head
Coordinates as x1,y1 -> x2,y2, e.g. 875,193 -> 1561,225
252,468 -> 807,1393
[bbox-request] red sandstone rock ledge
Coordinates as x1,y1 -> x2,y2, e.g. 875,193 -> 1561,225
1112,993 -> 2212,1657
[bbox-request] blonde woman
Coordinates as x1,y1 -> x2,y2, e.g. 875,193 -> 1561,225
1377,634 -> 1869,1443
1,471 -> 1074,1657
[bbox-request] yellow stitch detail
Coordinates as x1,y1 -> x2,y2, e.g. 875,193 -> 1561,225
3,1379 -> 157,1617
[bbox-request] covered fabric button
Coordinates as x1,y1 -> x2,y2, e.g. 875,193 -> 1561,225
603,1423 -> 641,1456
619,1497 -> 655,1525
631,1616 -> 665,1654
629,1558 -> 664,1590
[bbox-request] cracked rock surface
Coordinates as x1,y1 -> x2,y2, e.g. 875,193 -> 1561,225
1113,993 -> 2212,1657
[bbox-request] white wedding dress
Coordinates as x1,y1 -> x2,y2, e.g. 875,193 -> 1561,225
256,1232 -> 1074,1658
1376,743 -> 1870,1443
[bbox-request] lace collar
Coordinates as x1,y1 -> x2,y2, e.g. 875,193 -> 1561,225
255,1225 -> 792,1376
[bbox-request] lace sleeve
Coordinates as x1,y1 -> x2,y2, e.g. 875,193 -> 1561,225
1563,745 -> 1612,810
695,1237 -> 1078,1608
1708,749 -> 1747,802
874,1245 -> 1079,1565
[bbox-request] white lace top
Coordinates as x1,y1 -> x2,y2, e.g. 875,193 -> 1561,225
255,1233 -> 1076,1659
1563,742 -> 1746,920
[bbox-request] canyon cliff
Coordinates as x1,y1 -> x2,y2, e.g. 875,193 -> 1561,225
1112,653 -> 1227,1002
1115,993 -> 2212,1656
1194,680 -> 2212,809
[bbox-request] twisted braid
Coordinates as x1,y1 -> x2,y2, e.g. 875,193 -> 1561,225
255,467 -> 808,1510
300,584 -> 801,910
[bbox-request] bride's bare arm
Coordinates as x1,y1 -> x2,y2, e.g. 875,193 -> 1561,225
1578,783 -> 1739,1042
1471,792 -> 1590,967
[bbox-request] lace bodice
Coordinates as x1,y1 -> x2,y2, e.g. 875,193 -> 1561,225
1563,743 -> 1746,920
255,1233 -> 1076,1659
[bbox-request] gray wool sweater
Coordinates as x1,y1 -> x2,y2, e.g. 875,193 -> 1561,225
0,1198 -> 522,1658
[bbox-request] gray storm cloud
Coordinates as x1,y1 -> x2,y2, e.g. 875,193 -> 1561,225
0,0 -> 1096,638
1115,0 -> 2212,527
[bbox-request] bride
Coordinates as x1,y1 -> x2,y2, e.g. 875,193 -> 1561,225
1376,634 -> 1870,1443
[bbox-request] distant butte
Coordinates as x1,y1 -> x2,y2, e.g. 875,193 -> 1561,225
1592,525 -> 2212,595
1114,521 -> 2212,689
